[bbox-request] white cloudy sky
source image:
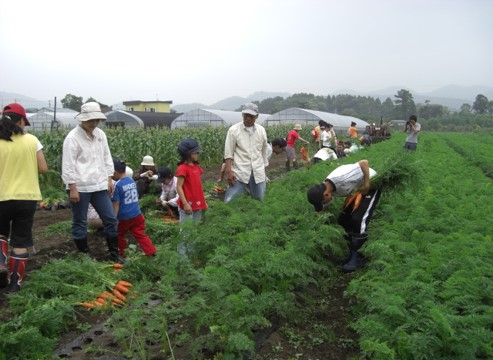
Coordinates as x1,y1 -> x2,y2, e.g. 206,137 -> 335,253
1,0 -> 492,106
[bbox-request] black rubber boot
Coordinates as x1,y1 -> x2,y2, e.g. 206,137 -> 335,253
106,237 -> 126,264
7,252 -> 28,292
0,236 -> 9,288
74,238 -> 90,254
285,161 -> 291,171
342,233 -> 368,273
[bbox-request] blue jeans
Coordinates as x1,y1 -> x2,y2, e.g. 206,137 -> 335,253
177,209 -> 202,256
70,190 -> 118,240
224,172 -> 266,203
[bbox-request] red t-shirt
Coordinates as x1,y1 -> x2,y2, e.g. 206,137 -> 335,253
176,163 -> 207,211
286,130 -> 300,147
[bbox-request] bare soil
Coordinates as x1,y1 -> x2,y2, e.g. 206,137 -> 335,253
0,154 -> 360,359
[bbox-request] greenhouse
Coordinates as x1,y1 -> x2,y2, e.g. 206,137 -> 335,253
264,108 -> 369,135
27,108 -> 79,132
171,109 -> 270,129
105,110 -> 181,128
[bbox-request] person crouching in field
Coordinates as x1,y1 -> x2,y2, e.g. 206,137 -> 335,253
307,160 -> 381,272
0,103 -> 48,292
111,158 -> 156,258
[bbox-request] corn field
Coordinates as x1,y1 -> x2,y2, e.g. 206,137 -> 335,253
35,124 -> 295,195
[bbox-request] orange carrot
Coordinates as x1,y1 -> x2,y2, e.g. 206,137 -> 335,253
112,263 -> 124,269
94,298 -> 107,306
112,289 -> 127,302
114,283 -> 130,294
82,301 -> 96,309
117,280 -> 133,288
352,193 -> 363,213
99,291 -> 116,300
300,147 -> 309,161
343,193 -> 358,208
112,298 -> 125,307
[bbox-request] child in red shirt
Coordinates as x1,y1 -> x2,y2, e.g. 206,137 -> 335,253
176,139 -> 207,222
176,139 -> 207,255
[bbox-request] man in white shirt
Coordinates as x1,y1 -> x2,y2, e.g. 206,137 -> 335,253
312,147 -> 338,164
307,160 -> 381,272
62,102 -> 124,263
223,103 -> 268,203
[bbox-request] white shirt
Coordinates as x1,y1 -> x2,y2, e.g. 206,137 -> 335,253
320,130 -> 333,148
314,148 -> 338,161
224,122 -> 268,184
62,125 -> 114,192
326,163 -> 377,196
159,176 -> 179,207
266,142 -> 273,164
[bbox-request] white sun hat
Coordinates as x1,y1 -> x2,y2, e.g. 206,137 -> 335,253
141,155 -> 155,166
75,102 -> 107,122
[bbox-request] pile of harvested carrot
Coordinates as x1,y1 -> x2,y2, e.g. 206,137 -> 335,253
212,185 -> 225,192
81,279 -> 133,309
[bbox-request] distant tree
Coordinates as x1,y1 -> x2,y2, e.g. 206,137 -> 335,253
61,94 -> 83,111
460,103 -> 472,114
381,98 -> 395,120
418,102 -> 447,120
472,94 -> 489,114
393,89 -> 416,119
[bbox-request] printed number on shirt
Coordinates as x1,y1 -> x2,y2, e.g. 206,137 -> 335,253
124,189 -> 139,204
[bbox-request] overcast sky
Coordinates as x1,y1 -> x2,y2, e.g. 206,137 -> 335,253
1,0 -> 492,106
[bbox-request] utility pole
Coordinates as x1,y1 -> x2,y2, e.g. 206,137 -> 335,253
51,97 -> 57,130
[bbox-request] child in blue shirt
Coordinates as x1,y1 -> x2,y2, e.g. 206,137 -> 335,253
111,158 -> 156,258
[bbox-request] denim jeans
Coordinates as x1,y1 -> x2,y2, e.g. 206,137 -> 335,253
70,190 -> 118,240
224,172 -> 266,203
177,209 -> 202,256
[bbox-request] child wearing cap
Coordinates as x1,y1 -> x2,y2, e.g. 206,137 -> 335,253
111,158 -> 156,258
176,139 -> 207,256
0,103 -> 48,291
285,124 -> 309,170
306,159 -> 381,273
176,139 -> 207,222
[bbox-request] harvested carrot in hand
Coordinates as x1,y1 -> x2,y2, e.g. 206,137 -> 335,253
344,193 -> 358,208
352,193 -> 363,213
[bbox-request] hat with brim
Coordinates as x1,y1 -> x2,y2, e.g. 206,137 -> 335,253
3,103 -> 30,126
75,102 -> 107,122
241,103 -> 259,116
294,124 -> 302,131
141,155 -> 155,166
307,183 -> 326,212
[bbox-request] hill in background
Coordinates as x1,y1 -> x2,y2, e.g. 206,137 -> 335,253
171,91 -> 291,112
2,86 -> 492,113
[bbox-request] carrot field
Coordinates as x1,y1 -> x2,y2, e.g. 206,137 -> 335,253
1,129 -> 492,359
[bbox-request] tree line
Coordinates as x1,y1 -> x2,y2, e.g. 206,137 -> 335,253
62,89 -> 493,132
